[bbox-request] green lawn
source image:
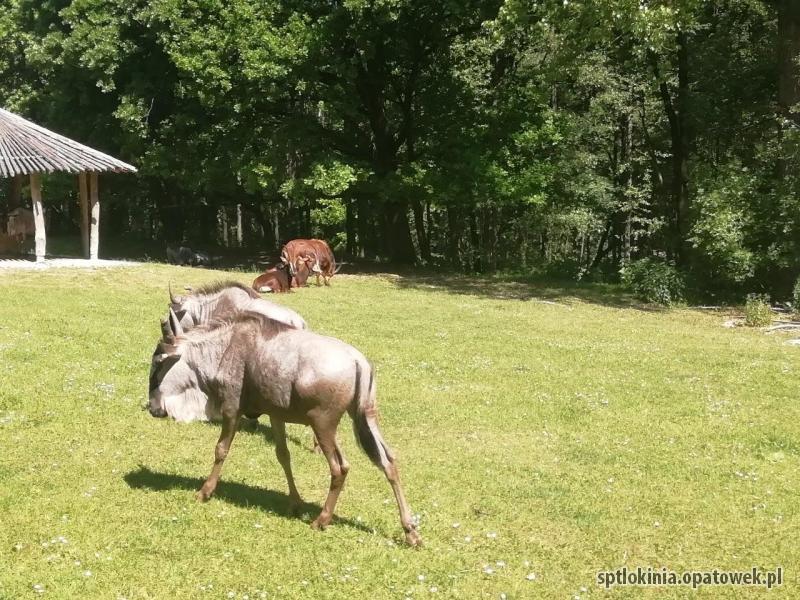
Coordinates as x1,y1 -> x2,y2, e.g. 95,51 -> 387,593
0,265 -> 797,598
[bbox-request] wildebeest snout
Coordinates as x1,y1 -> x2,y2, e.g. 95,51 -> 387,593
148,403 -> 167,418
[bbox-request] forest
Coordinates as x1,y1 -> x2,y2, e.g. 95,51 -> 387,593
1,0 -> 799,301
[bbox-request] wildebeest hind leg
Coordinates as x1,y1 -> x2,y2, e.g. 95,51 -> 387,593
270,417 -> 303,513
310,428 -> 349,530
381,459 -> 421,546
197,412 -> 240,502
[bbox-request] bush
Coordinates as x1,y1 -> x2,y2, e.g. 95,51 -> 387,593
621,258 -> 686,306
744,293 -> 773,327
793,276 -> 800,315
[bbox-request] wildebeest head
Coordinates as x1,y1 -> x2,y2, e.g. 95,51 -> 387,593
148,308 -> 215,422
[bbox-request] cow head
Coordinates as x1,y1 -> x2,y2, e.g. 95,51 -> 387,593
148,308 -> 213,422
292,256 -> 315,286
280,249 -> 294,275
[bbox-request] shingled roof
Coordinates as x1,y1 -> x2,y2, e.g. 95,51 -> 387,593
0,107 -> 136,177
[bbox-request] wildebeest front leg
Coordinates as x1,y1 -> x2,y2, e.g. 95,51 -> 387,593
310,428 -> 350,530
270,417 -> 303,513
197,412 -> 240,502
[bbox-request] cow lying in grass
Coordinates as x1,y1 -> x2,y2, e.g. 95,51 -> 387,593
252,264 -> 291,293
147,308 -> 422,546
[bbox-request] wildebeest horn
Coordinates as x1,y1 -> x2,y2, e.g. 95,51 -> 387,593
169,282 -> 178,304
168,307 -> 184,337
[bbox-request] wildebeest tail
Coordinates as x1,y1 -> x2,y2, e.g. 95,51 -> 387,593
350,360 -> 394,468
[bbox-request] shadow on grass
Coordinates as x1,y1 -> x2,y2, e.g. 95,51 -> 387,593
215,417 -> 311,451
385,270 -> 663,311
123,466 -> 377,535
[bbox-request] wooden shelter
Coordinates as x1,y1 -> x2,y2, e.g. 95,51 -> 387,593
0,107 -> 136,262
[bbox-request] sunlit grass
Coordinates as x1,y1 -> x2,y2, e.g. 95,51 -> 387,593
0,264 -> 797,598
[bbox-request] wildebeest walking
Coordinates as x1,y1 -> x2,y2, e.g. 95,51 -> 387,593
148,309 -> 422,546
169,280 -> 306,330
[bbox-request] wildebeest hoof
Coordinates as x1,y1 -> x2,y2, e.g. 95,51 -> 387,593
311,516 -> 331,530
405,529 -> 422,547
196,489 -> 212,502
288,499 -> 303,516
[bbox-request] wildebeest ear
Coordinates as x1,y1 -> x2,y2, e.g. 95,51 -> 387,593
168,307 -> 184,337
168,282 -> 184,305
160,317 -> 174,341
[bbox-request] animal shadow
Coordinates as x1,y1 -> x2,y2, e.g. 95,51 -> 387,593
123,466 -> 376,535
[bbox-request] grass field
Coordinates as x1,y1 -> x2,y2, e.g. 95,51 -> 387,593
0,265 -> 798,598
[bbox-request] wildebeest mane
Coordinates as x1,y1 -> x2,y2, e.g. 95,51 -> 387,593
192,280 -> 260,299
182,310 -> 293,345
228,310 -> 294,339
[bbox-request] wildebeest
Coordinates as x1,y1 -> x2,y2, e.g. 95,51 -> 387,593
167,246 -> 212,267
169,280 -> 307,331
148,309 -> 422,546
280,238 -> 339,287
252,264 -> 291,294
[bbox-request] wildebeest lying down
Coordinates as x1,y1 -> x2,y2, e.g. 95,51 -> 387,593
252,264 -> 291,293
169,280 -> 306,330
167,246 -> 212,267
148,309 -> 422,546
169,280 -> 318,449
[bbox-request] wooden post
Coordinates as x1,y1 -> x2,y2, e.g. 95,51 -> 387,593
79,172 -> 89,258
89,172 -> 100,260
30,173 -> 46,262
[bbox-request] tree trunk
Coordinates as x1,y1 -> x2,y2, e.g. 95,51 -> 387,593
615,113 -> 633,267
236,204 -> 243,247
446,204 -> 462,269
778,0 -> 800,120
481,206 -> 497,271
356,194 -> 373,258
468,209 -> 482,272
345,197 -> 356,257
777,0 -> 800,267
411,198 -> 431,262
220,207 -> 229,247
651,32 -> 690,264
380,198 -> 416,264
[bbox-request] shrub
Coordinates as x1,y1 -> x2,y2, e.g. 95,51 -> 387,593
744,293 -> 773,327
621,258 -> 686,306
793,276 -> 800,316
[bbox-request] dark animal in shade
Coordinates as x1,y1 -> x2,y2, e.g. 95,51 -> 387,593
147,308 -> 422,546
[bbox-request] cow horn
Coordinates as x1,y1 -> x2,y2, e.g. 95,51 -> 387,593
168,307 -> 184,337
310,253 -> 322,273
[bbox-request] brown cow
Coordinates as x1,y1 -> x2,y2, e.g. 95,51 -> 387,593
252,264 -> 292,293
280,238 -> 338,287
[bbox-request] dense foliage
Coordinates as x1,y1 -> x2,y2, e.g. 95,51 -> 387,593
1,0 -> 799,298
